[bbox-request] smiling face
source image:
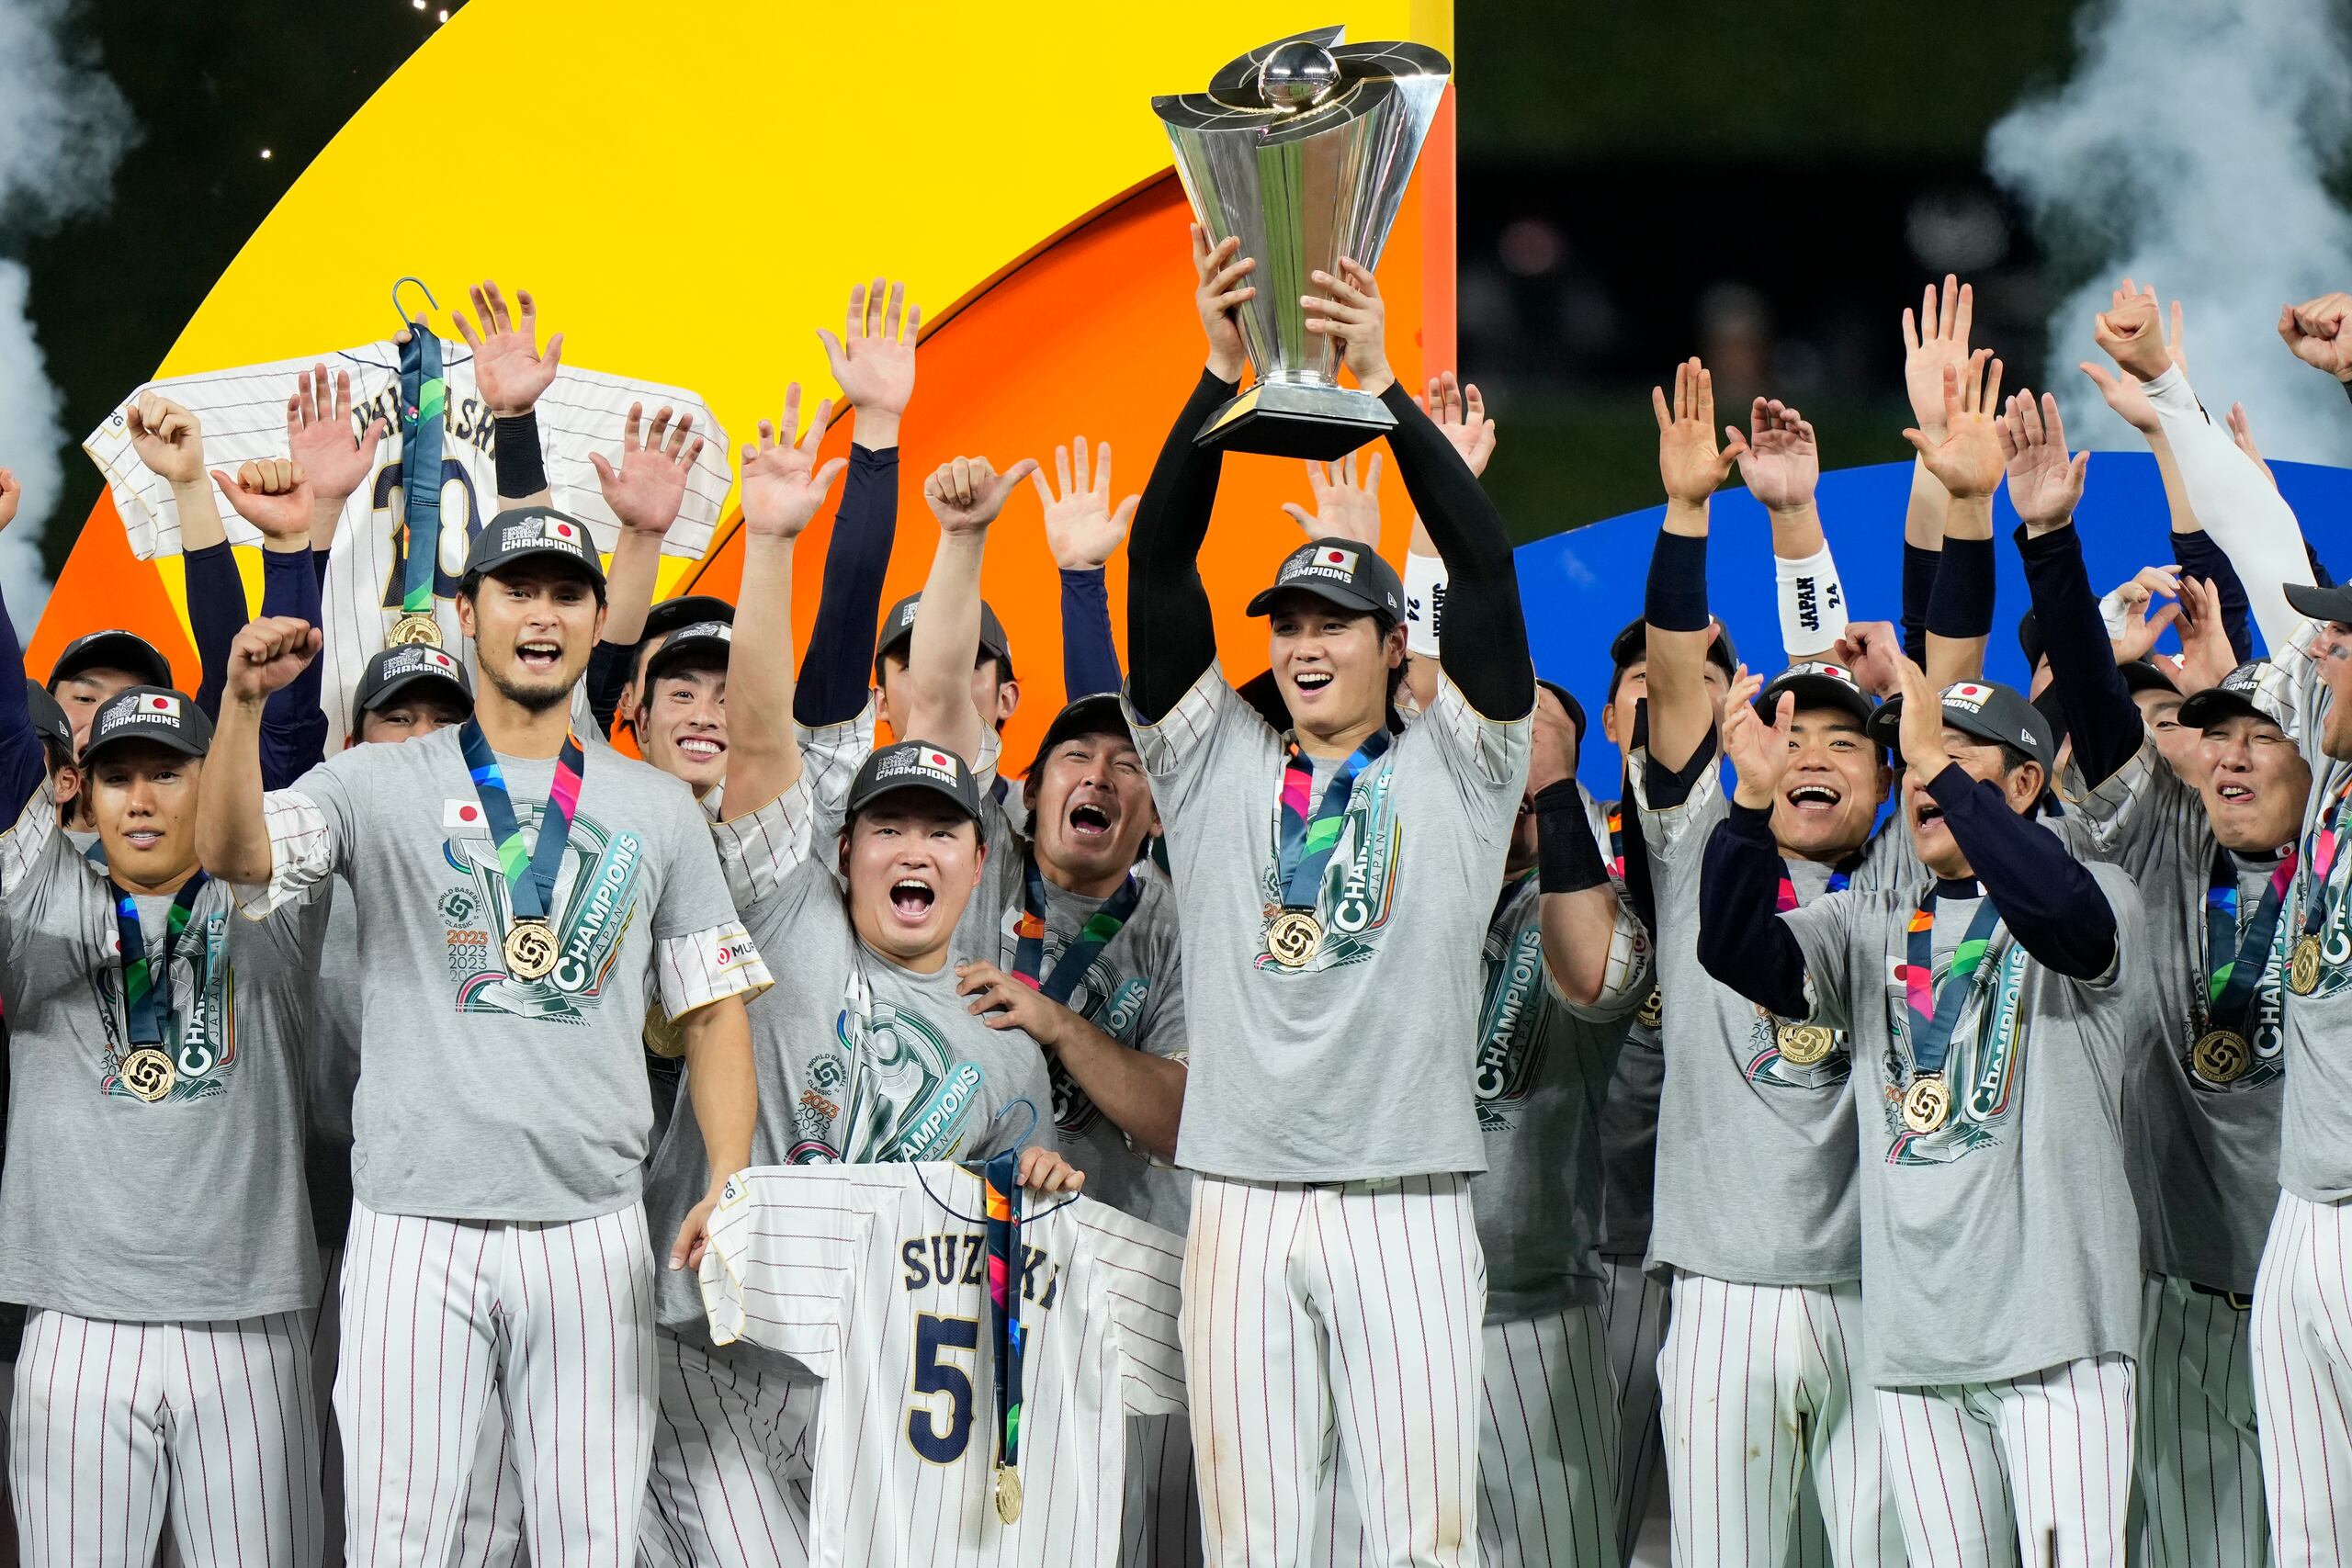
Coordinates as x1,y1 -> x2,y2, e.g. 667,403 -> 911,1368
635,661 -> 728,797
1264,592 -> 1403,742
1025,728 -> 1157,897
1905,725 -> 2044,878
53,668 -> 145,754
2198,712 -> 2311,853
85,739 -> 202,892
456,560 -> 605,714
1770,705 -> 1890,861
841,793 -> 988,971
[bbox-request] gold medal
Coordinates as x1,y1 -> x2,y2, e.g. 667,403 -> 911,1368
994,1462 -> 1023,1524
2292,934 -> 2324,996
121,1047 -> 175,1104
388,612 -> 444,649
2193,1029 -> 2252,1085
1776,1022 -> 1836,1067
1901,1073 -> 1951,1134
1264,909 -> 1323,968
1636,987 -> 1663,1031
503,918 -> 560,981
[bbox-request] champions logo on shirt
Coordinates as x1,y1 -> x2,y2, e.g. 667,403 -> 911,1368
1880,943 -> 2027,1166
89,905 -> 241,1104
797,1000 -> 989,1165
995,909 -> 1151,1138
1256,765 -> 1405,973
1475,903 -> 1552,1128
441,807 -> 646,1020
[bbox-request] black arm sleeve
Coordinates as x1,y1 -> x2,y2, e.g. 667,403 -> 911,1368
1125,370 -> 1236,722
1379,382 -> 1532,719
2172,528 -> 2255,665
583,641 -> 634,738
2016,523 -> 2142,788
1902,542 -> 1937,665
0,587 -> 42,829
1640,718 -> 1718,812
1928,535 -> 1996,643
796,444 -> 899,728
1927,764 -> 2117,980
1697,802 -> 1813,1019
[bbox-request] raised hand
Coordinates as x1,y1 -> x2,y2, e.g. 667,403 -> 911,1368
224,615 -> 322,703
1721,665 -> 1793,809
2091,277 -> 2176,384
1191,226 -> 1256,382
2278,291 -> 2352,381
1733,397 -> 1819,512
126,393 -> 207,487
0,468 -> 17,534
453,279 -> 564,416
210,458 -> 316,544
1416,371 -> 1497,478
2077,360 -> 2160,435
1893,655 -> 1954,780
2175,576 -> 2238,692
737,385 -> 845,542
1300,257 -> 1393,396
284,365 -> 387,504
1280,450 -> 1385,549
2108,574 -> 2180,665
1901,351 -> 2005,499
1902,275 -> 1974,436
1030,436 -> 1138,570
818,278 -> 921,417
1652,357 -> 1745,507
2227,401 -> 2280,490
923,455 -> 1041,537
591,403 -> 705,538
1833,620 -> 1905,698
1995,390 -> 2088,533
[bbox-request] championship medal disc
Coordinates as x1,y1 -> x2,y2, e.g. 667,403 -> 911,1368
1901,1074 -> 1951,1134
503,918 -> 560,981
389,612 -> 444,649
2193,1029 -> 2252,1085
2292,934 -> 2324,996
1265,909 -> 1323,968
994,1463 -> 1023,1524
121,1047 -> 176,1104
1776,1022 -> 1835,1067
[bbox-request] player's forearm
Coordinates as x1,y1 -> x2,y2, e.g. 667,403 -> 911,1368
0,585 -> 42,828
1925,525 -> 1995,688
1059,568 -> 1122,697
1697,804 -> 1814,1019
184,543 -> 248,721
1769,502 -> 1847,660
173,475 -> 228,554
2143,364 -> 2312,650
1381,383 -> 1532,718
598,528 -> 666,649
905,530 -> 988,762
2017,523 -> 2140,789
680,998 -> 759,1183
1050,1020 -> 1185,1164
492,411 -> 552,509
1125,369 -> 1235,722
1533,781 -> 1617,1008
723,533 -> 803,819
194,696 -> 277,886
1926,766 -> 2116,980
1903,458 -> 1948,550
256,554 -> 329,786
1643,519 -> 1714,773
795,446 -> 898,728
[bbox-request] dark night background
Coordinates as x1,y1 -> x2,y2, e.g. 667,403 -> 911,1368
15,1 -> 2088,578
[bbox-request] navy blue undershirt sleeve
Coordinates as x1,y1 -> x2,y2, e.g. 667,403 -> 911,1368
1927,763 -> 2117,979
257,548 -> 329,788
796,444 -> 900,728
2172,529 -> 2255,665
1697,801 -> 1813,1019
0,585 -> 42,826
184,542 -> 246,721
2017,523 -> 2141,789
1928,535 -> 1996,644
1059,568 -> 1121,696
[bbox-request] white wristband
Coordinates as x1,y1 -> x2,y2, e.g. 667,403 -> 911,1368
1774,544 -> 1849,658
2097,588 -> 2136,643
1403,550 -> 1449,658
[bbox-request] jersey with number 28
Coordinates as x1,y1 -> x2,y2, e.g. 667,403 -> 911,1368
697,1164 -> 1185,1567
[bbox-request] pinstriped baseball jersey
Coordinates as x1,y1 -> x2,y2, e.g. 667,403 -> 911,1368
83,340 -> 730,750
696,1164 -> 1187,1567
2274,621 -> 2352,1201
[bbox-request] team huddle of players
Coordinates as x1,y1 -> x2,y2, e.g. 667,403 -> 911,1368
1,232 -> 2351,1568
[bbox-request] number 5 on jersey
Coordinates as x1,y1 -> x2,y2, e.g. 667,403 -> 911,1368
909,1313 -> 978,1463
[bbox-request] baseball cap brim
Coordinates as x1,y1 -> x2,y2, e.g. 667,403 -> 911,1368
877,595 -> 1012,664
2176,686 -> 2267,731
1023,693 -> 1130,776
357,666 -> 473,720
641,596 -> 736,644
81,686 -> 212,766
1756,671 -> 1873,729
1244,578 -> 1392,618
2286,581 -> 2352,625
49,631 -> 172,692
1866,694 -> 2053,771
645,629 -> 732,686
2118,659 -> 2180,698
845,771 -> 982,821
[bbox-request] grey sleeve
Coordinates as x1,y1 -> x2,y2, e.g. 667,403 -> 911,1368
1780,890 -> 1865,1033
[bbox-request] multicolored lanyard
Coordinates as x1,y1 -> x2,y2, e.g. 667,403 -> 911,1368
112,874 -> 209,1046
982,1148 -> 1026,1524
397,327 -> 448,622
2207,847 -> 2297,1032
1276,731 -> 1393,910
1903,887 -> 2007,1076
2299,771 -> 2352,942
1012,852 -> 1142,1006
1776,863 -> 1851,915
1606,805 -> 1624,881
457,720 -> 585,925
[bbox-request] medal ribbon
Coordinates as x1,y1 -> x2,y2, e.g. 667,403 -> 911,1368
112,874 -> 209,1047
457,720 -> 585,924
2299,771 -> 2352,941
1276,731 -> 1394,910
2206,847 -> 2297,1032
1012,853 -> 1143,1006
1902,886 -> 2007,1077
398,327 -> 447,618
982,1149 -> 1025,1506
1775,864 -> 1852,915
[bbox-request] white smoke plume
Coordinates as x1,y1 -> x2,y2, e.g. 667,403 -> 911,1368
0,0 -> 136,621
1988,0 -> 2352,462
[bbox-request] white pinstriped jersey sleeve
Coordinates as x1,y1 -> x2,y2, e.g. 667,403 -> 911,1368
1080,1209 -> 1188,1420
654,919 -> 772,1021
0,780 -> 60,899
1424,671 -> 1535,792
801,699 -> 877,853
1124,660 -> 1238,780
232,786 -> 339,919
698,1166 -> 871,1371
710,778 -> 815,908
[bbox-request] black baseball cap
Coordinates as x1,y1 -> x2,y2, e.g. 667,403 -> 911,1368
461,506 -> 605,587
2018,609 -> 2046,672
644,620 -> 733,685
2177,660 -> 2297,736
81,685 -> 213,766
846,740 -> 983,821
1755,660 -> 1874,729
1023,692 -> 1131,776
878,593 -> 1012,667
1246,538 -> 1406,622
2119,658 -> 2179,699
351,644 -> 473,728
1608,615 -> 1738,680
642,595 -> 735,645
48,628 -> 172,693
2285,581 -> 2352,625
1867,679 -> 2056,773
25,680 -> 73,766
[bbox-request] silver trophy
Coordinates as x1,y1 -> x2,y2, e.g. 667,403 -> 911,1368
1153,28 -> 1451,459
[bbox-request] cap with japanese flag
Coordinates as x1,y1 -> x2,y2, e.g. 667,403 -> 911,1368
1246,536 -> 1407,621
461,505 -> 606,589
845,739 -> 983,822
81,685 -> 213,766
1866,678 -> 2055,772
352,643 -> 474,728
1755,660 -> 1875,729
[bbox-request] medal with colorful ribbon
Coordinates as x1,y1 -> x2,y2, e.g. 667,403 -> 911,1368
1264,730 -> 1393,967
1898,887 -> 2006,1134
2199,847 -> 2296,1081
1771,861 -> 1851,1066
458,719 -> 585,981
983,1148 -> 1026,1524
112,873 -> 209,1102
390,325 -> 448,649
1012,853 -> 1142,1005
2292,771 -> 2352,996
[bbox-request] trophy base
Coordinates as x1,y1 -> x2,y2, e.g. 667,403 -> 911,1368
1193,382 -> 1397,460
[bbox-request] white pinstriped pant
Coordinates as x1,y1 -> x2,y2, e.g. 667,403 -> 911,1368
1601,1254 -> 1671,1563
2250,1188 -> 2352,1568
1125,1413 -> 1204,1568
338,1200 -> 656,1567
638,1326 -> 817,1568
1182,1173 -> 1485,1568
1876,1354 -> 2136,1567
2135,1274 -> 2266,1568
9,1308 -> 322,1568
1657,1272 -> 1901,1568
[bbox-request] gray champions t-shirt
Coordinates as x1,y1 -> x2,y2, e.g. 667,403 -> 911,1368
308,880 -> 360,1245
2075,735 -> 2286,1294
0,784 -> 325,1321
952,804 -> 1193,1237
243,725 -> 770,1223
2276,624 -> 2352,1201
1781,860 -> 2154,1387
1124,663 -> 1532,1182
